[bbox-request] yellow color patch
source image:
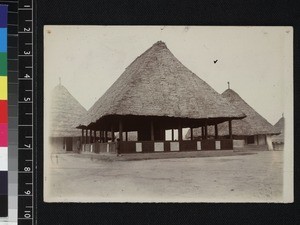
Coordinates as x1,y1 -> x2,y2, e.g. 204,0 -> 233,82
0,76 -> 7,100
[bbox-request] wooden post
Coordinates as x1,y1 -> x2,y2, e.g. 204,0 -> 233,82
150,120 -> 154,141
125,132 -> 128,141
178,121 -> 182,141
89,129 -> 92,143
85,129 -> 89,144
94,130 -> 96,142
204,122 -> 208,139
81,129 -> 84,145
201,126 -> 204,139
215,124 -> 218,139
119,119 -> 123,141
171,129 -> 174,141
228,120 -> 232,139
105,131 -> 108,143
190,128 -> 193,140
111,125 -> 114,142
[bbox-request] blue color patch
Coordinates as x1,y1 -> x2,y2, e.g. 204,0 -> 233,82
0,5 -> 8,28
0,28 -> 7,52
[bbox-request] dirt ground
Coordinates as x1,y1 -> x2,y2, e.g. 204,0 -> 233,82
45,150 -> 283,202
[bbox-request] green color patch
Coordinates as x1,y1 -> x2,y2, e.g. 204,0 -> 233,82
0,52 -> 7,76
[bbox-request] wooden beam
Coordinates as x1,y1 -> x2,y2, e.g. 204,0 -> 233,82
204,122 -> 208,139
94,130 -> 96,143
111,125 -> 115,142
119,119 -> 123,141
178,121 -> 182,141
201,126 -> 204,139
99,131 -> 102,143
81,129 -> 84,145
190,128 -> 193,140
105,131 -> 108,143
85,129 -> 89,144
228,120 -> 232,139
150,120 -> 154,141
215,124 -> 218,139
171,129 -> 174,141
125,131 -> 128,141
89,129 -> 92,143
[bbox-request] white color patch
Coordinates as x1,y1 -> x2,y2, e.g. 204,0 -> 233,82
136,143 -> 142,152
154,142 -> 164,152
170,142 -> 179,151
197,141 -> 202,150
0,147 -> 8,171
216,141 -> 221,150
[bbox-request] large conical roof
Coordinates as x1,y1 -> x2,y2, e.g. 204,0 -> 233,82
50,84 -> 87,137
186,88 -> 279,138
79,41 -> 245,127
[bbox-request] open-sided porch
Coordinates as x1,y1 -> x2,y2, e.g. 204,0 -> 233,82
78,115 -> 235,154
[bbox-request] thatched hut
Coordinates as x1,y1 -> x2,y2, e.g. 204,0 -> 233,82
186,87 -> 279,150
272,115 -> 284,150
49,83 -> 87,152
77,41 -> 245,154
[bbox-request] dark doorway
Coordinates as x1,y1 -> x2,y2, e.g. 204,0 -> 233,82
247,136 -> 255,144
65,137 -> 73,151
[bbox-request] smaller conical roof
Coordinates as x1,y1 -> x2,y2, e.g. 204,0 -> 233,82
274,116 -> 284,133
50,84 -> 87,137
272,116 -> 284,143
218,89 -> 278,135
186,88 -> 278,138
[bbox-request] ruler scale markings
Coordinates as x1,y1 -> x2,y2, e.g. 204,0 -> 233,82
18,0 -> 34,224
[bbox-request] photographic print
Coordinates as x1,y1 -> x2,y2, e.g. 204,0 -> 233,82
43,26 -> 293,202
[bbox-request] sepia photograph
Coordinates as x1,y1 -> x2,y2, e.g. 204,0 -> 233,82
43,26 -> 293,202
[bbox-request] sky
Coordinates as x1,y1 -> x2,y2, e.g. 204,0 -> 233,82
44,26 -> 293,125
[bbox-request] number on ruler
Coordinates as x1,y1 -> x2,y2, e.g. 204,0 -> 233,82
24,190 -> 31,195
24,97 -> 31,101
24,74 -> 31,78
24,144 -> 31,148
24,212 -> 31,218
24,167 -> 31,172
24,51 -> 31,55
24,27 -> 31,32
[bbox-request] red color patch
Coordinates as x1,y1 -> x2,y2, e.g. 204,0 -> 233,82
0,123 -> 7,146
0,100 -> 7,123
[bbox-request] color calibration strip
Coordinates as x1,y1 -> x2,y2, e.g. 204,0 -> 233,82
0,4 -> 8,218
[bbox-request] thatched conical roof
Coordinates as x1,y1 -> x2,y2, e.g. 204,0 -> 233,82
50,84 -> 87,137
79,41 -> 245,127
272,116 -> 284,143
186,88 -> 279,138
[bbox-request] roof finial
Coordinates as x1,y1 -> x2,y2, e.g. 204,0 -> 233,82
59,77 -> 61,85
227,81 -> 230,89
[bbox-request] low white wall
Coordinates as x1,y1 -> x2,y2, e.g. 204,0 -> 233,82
233,140 -> 245,148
